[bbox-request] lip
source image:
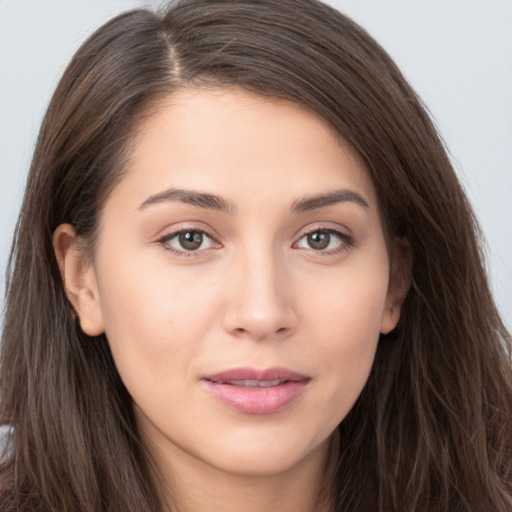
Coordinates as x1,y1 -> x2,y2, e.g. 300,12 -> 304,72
202,367 -> 310,415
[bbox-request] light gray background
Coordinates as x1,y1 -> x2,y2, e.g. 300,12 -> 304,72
1,1 -> 511,329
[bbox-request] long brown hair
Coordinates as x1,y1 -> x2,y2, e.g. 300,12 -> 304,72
1,1 -> 511,510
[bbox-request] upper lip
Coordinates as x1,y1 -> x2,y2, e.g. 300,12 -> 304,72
204,367 -> 310,383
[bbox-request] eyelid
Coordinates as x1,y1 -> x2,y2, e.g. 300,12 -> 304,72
156,225 -> 222,257
293,224 -> 355,254
154,222 -> 355,257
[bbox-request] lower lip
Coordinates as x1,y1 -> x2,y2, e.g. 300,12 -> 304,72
203,380 -> 309,414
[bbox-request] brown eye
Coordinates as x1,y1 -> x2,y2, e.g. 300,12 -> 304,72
159,228 -> 219,256
306,231 -> 331,250
294,228 -> 351,253
178,231 -> 204,251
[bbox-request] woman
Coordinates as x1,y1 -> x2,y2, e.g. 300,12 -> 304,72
1,1 -> 511,510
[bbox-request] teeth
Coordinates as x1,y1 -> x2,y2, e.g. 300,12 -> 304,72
223,379 -> 282,387
256,379 -> 282,387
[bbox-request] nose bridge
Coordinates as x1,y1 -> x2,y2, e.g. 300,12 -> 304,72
223,238 -> 296,340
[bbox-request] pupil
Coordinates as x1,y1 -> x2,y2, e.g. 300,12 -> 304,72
179,231 -> 203,250
308,231 -> 330,250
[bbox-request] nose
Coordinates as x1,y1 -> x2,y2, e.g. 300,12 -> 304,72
222,245 -> 298,342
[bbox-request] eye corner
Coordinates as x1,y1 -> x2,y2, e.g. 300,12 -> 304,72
293,227 -> 355,255
156,227 -> 222,257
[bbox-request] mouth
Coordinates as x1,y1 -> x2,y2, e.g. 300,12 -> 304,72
202,367 -> 310,415
215,379 -> 286,388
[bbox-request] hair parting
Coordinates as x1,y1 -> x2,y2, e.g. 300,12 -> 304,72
1,1 -> 511,511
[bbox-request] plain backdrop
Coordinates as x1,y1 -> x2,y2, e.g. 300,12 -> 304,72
0,0 -> 511,330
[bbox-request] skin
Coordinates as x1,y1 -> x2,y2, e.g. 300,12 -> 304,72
54,88 -> 409,512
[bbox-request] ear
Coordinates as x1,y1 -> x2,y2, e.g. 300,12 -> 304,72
53,224 -> 105,336
380,237 -> 412,335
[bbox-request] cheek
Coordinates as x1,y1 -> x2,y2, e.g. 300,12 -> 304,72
303,255 -> 389,413
94,251 -> 222,391
307,252 -> 389,345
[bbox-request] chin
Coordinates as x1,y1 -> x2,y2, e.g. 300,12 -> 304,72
197,427 -> 333,478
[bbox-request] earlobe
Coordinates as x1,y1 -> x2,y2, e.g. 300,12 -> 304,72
380,237 -> 412,335
53,224 -> 105,336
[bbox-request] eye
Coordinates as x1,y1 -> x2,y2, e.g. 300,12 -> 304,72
158,229 -> 218,254
294,228 -> 352,253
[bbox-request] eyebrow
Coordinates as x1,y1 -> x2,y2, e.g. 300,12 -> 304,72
138,187 -> 369,215
290,189 -> 369,212
138,188 -> 237,214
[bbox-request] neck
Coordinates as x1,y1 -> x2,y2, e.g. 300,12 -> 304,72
148,434 -> 336,512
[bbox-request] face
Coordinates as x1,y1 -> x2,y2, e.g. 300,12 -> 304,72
57,88 -> 407,480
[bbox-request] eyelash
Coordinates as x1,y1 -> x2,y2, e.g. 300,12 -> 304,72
156,228 -> 219,258
156,226 -> 355,258
294,227 -> 355,256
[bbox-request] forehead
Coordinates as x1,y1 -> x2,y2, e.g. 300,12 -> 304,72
115,86 -> 377,212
